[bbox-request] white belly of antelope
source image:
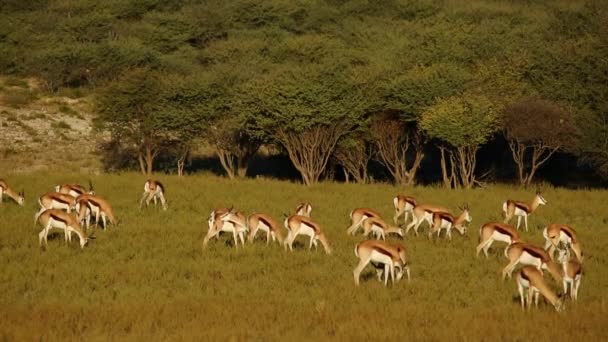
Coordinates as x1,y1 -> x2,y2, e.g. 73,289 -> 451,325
491,231 -> 514,244
518,252 -> 543,270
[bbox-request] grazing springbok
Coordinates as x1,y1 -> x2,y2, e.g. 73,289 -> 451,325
36,209 -> 89,249
283,215 -> 331,254
37,192 -> 76,214
353,240 -> 409,286
361,217 -> 404,240
247,213 -> 284,245
516,265 -> 564,311
502,242 -> 562,283
502,190 -> 547,231
202,208 -> 247,249
543,223 -> 583,262
558,248 -> 583,301
139,179 -> 167,210
75,194 -> 117,230
0,179 -> 24,205
346,207 -> 382,235
427,205 -> 471,240
406,203 -> 451,236
476,222 -> 521,258
393,195 -> 417,225
55,180 -> 93,198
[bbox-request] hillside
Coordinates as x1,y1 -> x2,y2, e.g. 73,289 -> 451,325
0,77 -> 101,173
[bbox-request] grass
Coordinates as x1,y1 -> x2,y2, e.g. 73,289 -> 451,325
0,172 -> 607,340
51,120 -> 71,130
2,88 -> 38,108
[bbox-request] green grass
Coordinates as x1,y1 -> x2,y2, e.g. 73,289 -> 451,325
51,120 -> 71,130
0,173 -> 607,340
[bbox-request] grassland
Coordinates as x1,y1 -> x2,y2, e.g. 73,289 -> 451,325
0,172 -> 607,341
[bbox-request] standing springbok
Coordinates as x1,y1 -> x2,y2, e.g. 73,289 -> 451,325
405,203 -> 451,236
476,222 -> 521,258
55,181 -> 93,198
393,195 -> 417,225
502,242 -> 562,283
294,203 -> 312,217
558,248 -> 583,301
36,209 -> 89,249
283,215 -> 331,254
353,240 -> 410,286
247,213 -> 284,245
502,190 -> 547,231
202,208 -> 248,249
0,179 -> 24,205
361,217 -> 404,240
139,179 -> 167,210
516,265 -> 564,311
346,208 -> 382,235
543,223 -> 583,262
427,205 -> 471,240
75,194 -> 117,230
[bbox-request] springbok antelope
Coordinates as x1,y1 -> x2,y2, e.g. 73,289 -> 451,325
353,240 -> 410,286
502,242 -> 562,283
283,215 -> 331,254
361,217 -> 404,240
502,190 -> 547,231
0,179 -> 24,205
406,203 -> 450,236
37,192 -> 76,213
36,209 -> 89,249
247,213 -> 284,245
294,203 -> 312,217
346,208 -> 382,235
543,223 -> 583,262
516,265 -> 564,311
139,179 -> 167,210
393,195 -> 417,225
202,208 -> 248,249
476,222 -> 521,258
558,248 -> 583,301
55,181 -> 93,198
75,194 -> 117,230
427,205 -> 471,240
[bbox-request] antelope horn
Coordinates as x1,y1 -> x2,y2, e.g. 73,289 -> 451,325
88,179 -> 94,192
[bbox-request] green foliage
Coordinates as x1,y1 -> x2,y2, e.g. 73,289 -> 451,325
420,95 -> 500,148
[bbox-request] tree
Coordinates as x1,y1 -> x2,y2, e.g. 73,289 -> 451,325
421,95 -> 499,188
208,116 -> 262,179
333,135 -> 374,184
246,63 -> 366,185
503,97 -> 577,187
370,111 -> 424,186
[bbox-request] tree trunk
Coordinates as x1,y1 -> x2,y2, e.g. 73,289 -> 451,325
138,152 -> 146,175
439,147 -> 451,188
144,145 -> 155,175
237,157 -> 249,178
216,149 -> 236,179
508,140 -> 559,188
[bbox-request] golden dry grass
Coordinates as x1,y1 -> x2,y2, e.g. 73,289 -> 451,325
0,172 -> 607,340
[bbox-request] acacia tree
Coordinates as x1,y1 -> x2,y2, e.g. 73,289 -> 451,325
503,97 -> 577,187
421,95 -> 499,189
370,111 -> 424,186
96,68 -> 169,175
247,63 -> 365,185
208,116 -> 262,179
333,135 -> 374,184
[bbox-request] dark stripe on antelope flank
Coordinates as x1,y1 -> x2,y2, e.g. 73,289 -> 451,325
50,195 -> 70,205
561,226 -> 576,243
522,245 -> 550,262
87,198 -> 102,208
372,246 -> 393,258
362,209 -> 380,218
520,269 -> 531,282
405,197 -> 417,206
258,215 -> 276,232
298,217 -> 321,234
509,200 -> 531,213
435,212 -> 454,223
50,213 -> 68,224
156,181 -> 165,194
68,186 -> 85,195
494,224 -> 517,238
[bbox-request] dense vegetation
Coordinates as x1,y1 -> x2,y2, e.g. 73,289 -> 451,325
1,0 -> 607,186
1,173 -> 607,340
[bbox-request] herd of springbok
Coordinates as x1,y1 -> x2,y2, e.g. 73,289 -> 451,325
1,177 -> 583,311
